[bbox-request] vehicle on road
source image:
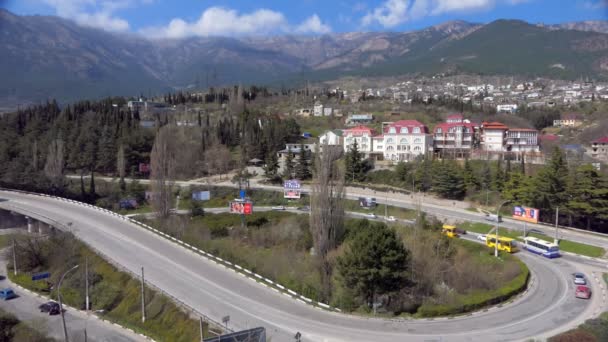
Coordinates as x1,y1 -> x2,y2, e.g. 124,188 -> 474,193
297,206 -> 310,211
486,234 -> 517,253
484,214 -> 502,222
477,234 -> 487,242
384,216 -> 396,222
575,285 -> 592,299
522,236 -> 560,258
573,273 -> 587,285
39,301 -> 61,315
271,206 -> 285,211
442,225 -> 466,238
366,213 -> 377,219
0,288 -> 16,300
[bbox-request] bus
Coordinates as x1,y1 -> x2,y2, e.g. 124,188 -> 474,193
486,234 -> 518,253
522,237 -> 560,258
442,225 -> 459,238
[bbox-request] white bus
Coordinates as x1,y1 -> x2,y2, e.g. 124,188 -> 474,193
523,237 -> 560,258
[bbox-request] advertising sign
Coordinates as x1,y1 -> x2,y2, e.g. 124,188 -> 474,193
284,189 -> 301,199
139,163 -> 150,173
229,201 -> 253,215
192,191 -> 211,201
358,197 -> 377,208
32,272 -> 51,281
283,180 -> 301,189
512,206 -> 539,224
119,198 -> 138,209
239,190 -> 246,199
284,179 -> 302,199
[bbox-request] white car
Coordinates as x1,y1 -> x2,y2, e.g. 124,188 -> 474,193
366,213 -> 377,219
384,216 -> 397,222
477,234 -> 487,242
271,206 -> 285,211
573,273 -> 587,285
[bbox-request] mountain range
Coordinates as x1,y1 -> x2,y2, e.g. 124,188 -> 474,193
1,9 -> 608,109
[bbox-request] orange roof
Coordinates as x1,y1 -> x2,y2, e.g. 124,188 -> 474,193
482,121 -> 508,130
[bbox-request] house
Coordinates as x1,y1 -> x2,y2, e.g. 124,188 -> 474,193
296,108 -> 312,117
433,119 -> 478,157
553,113 -> 582,127
343,125 -> 375,155
446,114 -> 464,123
319,130 -> 343,146
345,114 -> 374,126
481,122 -> 509,151
313,102 -> 323,117
496,104 -> 518,114
323,107 -> 333,116
380,120 -> 432,162
505,129 -> 540,153
276,143 -> 316,171
590,136 -> 608,162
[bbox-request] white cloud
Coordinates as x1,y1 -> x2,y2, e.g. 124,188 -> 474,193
40,0 -> 144,32
141,7 -> 332,38
362,0 -> 522,28
295,14 -> 332,34
582,0 -> 608,9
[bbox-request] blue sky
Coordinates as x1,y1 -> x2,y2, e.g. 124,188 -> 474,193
3,0 -> 608,37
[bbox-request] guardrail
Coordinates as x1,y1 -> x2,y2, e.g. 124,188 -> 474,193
0,189 -> 344,319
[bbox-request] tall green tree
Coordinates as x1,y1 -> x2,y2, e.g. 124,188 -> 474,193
282,150 -> 295,179
462,158 -> 478,192
344,140 -> 365,182
413,157 -> 433,192
502,171 -> 533,205
337,222 -> 409,305
530,147 -> 569,221
295,145 -> 311,180
263,152 -> 280,181
566,165 -> 608,230
432,161 -> 465,200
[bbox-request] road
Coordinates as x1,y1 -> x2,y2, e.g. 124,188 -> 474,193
1,190 -> 606,342
0,258 -> 144,342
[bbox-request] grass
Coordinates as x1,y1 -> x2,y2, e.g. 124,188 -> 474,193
0,308 -> 54,342
7,233 -> 213,342
458,222 -> 606,258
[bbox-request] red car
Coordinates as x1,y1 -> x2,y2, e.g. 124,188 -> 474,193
575,285 -> 592,299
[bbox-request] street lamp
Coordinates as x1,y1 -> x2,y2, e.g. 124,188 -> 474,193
57,264 -> 79,342
495,200 -> 511,258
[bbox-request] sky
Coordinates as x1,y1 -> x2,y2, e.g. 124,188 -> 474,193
2,0 -> 608,38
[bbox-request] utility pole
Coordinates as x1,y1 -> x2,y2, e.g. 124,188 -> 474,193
12,239 -> 17,276
58,265 -> 79,342
141,267 -> 146,323
85,257 -> 90,312
199,317 -> 204,342
554,207 -> 559,244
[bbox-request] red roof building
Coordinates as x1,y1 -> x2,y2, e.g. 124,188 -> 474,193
343,125 -> 375,153
380,120 -> 432,162
591,136 -> 608,162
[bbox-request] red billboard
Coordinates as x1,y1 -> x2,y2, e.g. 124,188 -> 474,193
229,201 -> 253,215
512,206 -> 539,224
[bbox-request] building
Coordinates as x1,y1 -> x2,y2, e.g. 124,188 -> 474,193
433,118 -> 478,157
343,125 -> 374,155
380,120 -> 432,162
295,108 -> 312,117
553,113 -> 582,127
127,100 -> 166,112
590,136 -> 608,162
323,107 -> 333,116
481,122 -> 509,151
496,104 -> 518,113
346,114 -> 373,126
505,129 -> 540,152
313,102 -> 323,117
318,130 -> 343,146
276,144 -> 316,171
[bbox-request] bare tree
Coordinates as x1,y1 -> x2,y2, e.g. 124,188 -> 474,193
150,126 -> 177,218
310,143 -> 345,300
117,144 -> 126,189
44,139 -> 65,189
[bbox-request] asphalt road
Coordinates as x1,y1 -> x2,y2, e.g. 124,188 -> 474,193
1,191 -> 606,342
0,258 -> 144,342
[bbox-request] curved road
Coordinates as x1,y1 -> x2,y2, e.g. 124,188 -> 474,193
0,191 -> 606,342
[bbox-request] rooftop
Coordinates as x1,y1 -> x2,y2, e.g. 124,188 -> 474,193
592,136 -> 608,144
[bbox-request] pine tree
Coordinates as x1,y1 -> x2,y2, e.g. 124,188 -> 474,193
432,161 -> 466,200
282,150 -> 295,179
263,152 -> 280,181
463,158 -> 478,192
345,140 -> 364,183
530,147 -> 569,221
566,165 -> 608,230
295,145 -> 311,180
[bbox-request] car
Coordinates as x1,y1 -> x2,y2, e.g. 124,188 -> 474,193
477,234 -> 487,241
384,216 -> 396,222
0,288 -> 16,300
297,206 -> 310,211
575,285 -> 591,299
39,301 -> 61,315
271,206 -> 285,211
484,214 -> 502,222
573,273 -> 587,285
366,213 -> 377,219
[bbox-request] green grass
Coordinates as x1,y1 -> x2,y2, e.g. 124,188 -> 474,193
0,308 -> 54,341
458,222 -> 606,258
0,234 -> 12,248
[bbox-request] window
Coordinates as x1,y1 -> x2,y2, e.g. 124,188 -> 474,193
400,138 -> 408,144
413,127 -> 421,133
389,127 -> 396,134
414,146 -> 421,152
414,138 -> 421,144
386,138 -> 394,144
386,146 -> 394,151
436,128 -> 442,134
400,127 -> 408,134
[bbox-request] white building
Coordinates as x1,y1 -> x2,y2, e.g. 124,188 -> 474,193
319,130 -> 343,146
343,125 -> 374,154
313,102 -> 323,116
481,122 -> 509,151
380,120 -> 432,162
496,104 -> 518,113
505,129 -> 540,153
323,107 -> 333,116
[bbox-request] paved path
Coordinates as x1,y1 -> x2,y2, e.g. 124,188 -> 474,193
1,191 -> 606,342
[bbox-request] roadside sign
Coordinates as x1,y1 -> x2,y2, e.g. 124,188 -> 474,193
239,190 -> 246,199
512,206 -> 539,224
32,272 -> 50,281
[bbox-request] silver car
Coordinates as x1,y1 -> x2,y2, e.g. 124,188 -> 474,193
573,273 -> 586,285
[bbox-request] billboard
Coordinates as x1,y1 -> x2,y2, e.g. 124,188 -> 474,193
139,163 -> 150,173
512,206 -> 539,224
284,179 -> 302,199
229,201 -> 253,215
358,197 -> 377,208
192,191 -> 210,201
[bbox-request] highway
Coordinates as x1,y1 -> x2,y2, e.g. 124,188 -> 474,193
1,190 -> 607,342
